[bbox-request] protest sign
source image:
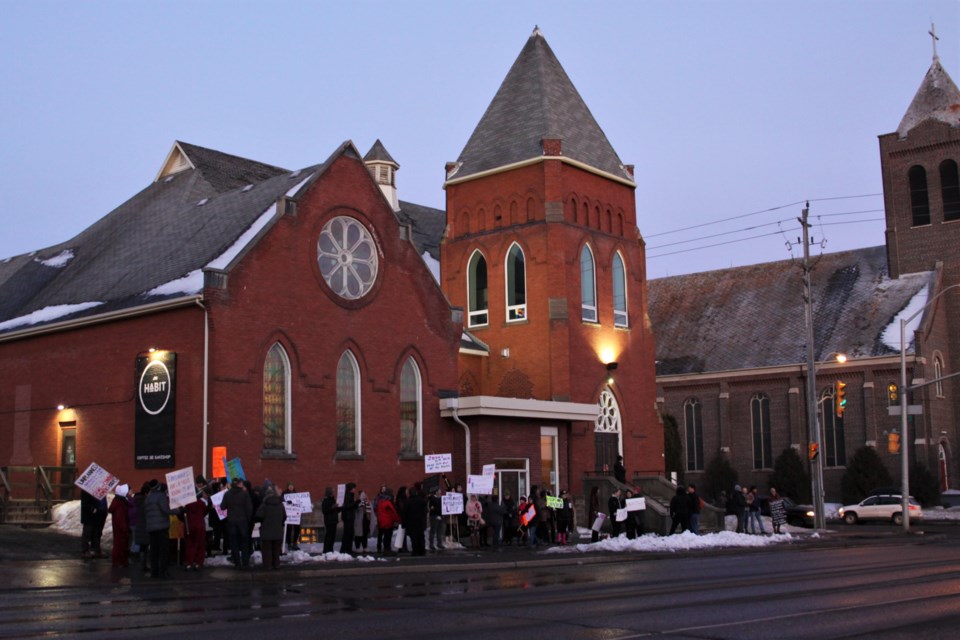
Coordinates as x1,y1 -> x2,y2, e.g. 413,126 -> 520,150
284,502 -> 302,525
211,489 -> 228,520
422,474 -> 441,496
626,497 -> 646,511
336,484 -> 346,507
211,447 -> 227,478
225,457 -> 245,482
165,466 -> 197,509
74,462 -> 119,500
521,505 -> 537,526
441,492 -> 464,515
283,491 -> 313,513
546,495 -> 563,509
616,507 -> 628,522
482,463 -> 496,476
424,453 -> 452,474
466,474 -> 494,495
591,512 -> 607,532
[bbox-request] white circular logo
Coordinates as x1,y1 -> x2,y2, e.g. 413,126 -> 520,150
139,361 -> 172,416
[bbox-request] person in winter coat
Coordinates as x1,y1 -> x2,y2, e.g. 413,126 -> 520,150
221,477 -> 253,568
609,488 -> 626,538
339,483 -> 357,555
282,482 -> 301,551
80,490 -> 108,558
669,486 -> 689,535
256,484 -> 286,569
321,487 -> 340,553
501,491 -> 517,546
395,486 -> 409,552
486,495 -> 505,547
182,476 -> 209,571
134,481 -> 154,573
687,484 -> 702,535
556,489 -> 573,544
144,482 -> 175,578
353,490 -> 371,553
731,484 -> 748,533
405,487 -> 428,556
465,494 -> 483,548
748,486 -> 766,534
107,484 -> 132,567
427,488 -> 445,551
588,486 -> 601,542
768,487 -> 787,534
375,488 -> 400,554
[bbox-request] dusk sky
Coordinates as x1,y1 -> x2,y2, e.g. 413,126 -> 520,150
1,1 -> 957,279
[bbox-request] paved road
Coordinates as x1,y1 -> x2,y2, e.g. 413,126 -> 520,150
1,524 -> 957,639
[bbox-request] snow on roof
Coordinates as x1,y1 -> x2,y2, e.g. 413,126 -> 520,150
0,301 -> 104,332
880,280 -> 930,351
422,251 -> 440,283
37,250 -> 75,268
144,269 -> 204,298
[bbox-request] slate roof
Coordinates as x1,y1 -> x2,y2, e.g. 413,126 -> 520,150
897,58 -> 960,138
449,28 -> 632,183
648,246 -> 934,375
363,139 -> 398,166
0,142 -> 336,335
397,200 -> 445,261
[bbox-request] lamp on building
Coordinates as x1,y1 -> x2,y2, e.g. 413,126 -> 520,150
605,361 -> 618,385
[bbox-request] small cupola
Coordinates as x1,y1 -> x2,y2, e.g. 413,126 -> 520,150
363,139 -> 400,211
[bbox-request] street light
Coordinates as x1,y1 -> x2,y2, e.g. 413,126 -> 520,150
899,283 -> 960,532
805,351 -> 847,531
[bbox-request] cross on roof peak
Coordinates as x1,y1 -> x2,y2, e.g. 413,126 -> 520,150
929,22 -> 940,61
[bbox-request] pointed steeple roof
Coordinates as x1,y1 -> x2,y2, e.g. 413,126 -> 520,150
896,58 -> 960,138
363,139 -> 399,167
449,28 -> 632,183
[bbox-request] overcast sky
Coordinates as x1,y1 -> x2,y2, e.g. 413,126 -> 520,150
1,1 -> 957,279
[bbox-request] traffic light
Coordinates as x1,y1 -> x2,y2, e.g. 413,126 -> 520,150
835,380 -> 847,418
888,430 -> 901,454
808,442 -> 819,461
888,383 -> 898,404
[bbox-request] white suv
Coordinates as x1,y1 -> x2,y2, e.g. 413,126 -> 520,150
838,494 -> 922,525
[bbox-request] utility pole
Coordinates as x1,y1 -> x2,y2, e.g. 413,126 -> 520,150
800,204 -> 826,530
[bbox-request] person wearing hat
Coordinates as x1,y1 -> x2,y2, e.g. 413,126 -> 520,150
108,484 -> 132,567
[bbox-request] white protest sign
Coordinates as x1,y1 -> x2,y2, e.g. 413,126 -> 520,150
74,462 -> 120,500
284,502 -> 302,525
441,492 -> 464,515
591,512 -> 606,531
283,491 -> 313,513
482,463 -> 496,476
336,484 -> 346,507
626,497 -> 646,511
424,453 -> 453,474
466,474 -> 494,495
616,508 -> 628,522
165,466 -> 197,509
211,489 -> 228,520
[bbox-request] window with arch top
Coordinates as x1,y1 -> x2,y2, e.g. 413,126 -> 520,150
580,245 -> 597,322
684,398 -> 704,471
336,351 -> 361,454
941,160 -> 960,222
263,343 -> 291,452
751,393 -> 772,469
505,242 -> 527,322
613,252 -> 628,327
400,357 -> 422,455
909,165 -> 930,226
467,250 -> 488,328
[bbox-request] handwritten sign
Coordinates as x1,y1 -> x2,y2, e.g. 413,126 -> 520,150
225,457 -> 245,482
616,508 -> 628,522
283,491 -> 313,513
466,474 -> 494,495
211,447 -> 227,478
424,453 -> 452,474
336,484 -> 346,507
482,463 -> 496,476
74,462 -> 119,500
284,502 -> 302,525
626,497 -> 646,511
441,492 -> 464,515
546,495 -> 563,509
211,489 -> 228,520
166,466 -> 197,509
591,512 -> 607,532
520,505 -> 537,526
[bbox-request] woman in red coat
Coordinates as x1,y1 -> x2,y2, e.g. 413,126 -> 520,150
375,488 -> 400,555
108,484 -> 132,567
182,477 -> 209,571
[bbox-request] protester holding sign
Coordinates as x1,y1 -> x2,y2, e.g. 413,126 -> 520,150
144,482 -> 175,578
555,489 -> 573,545
107,485 -> 132,566
80,489 -> 108,559
182,476 -> 209,571
374,488 -> 400,555
221,477 -> 253,569
282,482 -> 302,551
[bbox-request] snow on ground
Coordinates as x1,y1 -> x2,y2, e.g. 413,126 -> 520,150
546,529 -> 795,555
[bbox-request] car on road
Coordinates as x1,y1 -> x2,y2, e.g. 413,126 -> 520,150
782,497 -> 815,527
837,494 -> 922,525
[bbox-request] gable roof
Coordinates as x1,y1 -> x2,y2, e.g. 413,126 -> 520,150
648,246 -> 934,375
0,143 -> 345,336
448,28 -> 632,184
397,200 -> 445,261
897,58 -> 960,138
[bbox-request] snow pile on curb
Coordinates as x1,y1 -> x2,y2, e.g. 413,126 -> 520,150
545,530 -> 794,554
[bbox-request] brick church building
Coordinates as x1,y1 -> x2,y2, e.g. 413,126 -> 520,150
0,30 -> 661,507
651,49 -> 960,502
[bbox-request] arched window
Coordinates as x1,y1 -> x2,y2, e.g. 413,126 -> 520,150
751,393 -> 772,469
336,351 -> 360,454
505,242 -> 527,322
580,245 -> 597,322
400,357 -> 422,455
909,165 -> 930,226
467,250 -> 488,327
613,252 -> 628,327
263,343 -> 291,452
935,355 -> 945,397
820,388 -> 845,467
940,160 -> 960,222
684,398 -> 704,471
595,387 -> 622,471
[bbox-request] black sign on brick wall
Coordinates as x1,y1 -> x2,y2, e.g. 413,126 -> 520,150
134,351 -> 177,468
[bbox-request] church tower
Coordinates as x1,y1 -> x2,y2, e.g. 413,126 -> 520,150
441,28 -> 662,482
